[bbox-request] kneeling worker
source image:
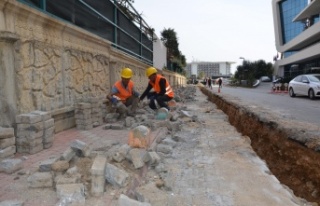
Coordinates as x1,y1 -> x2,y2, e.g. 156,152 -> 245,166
107,68 -> 139,117
139,67 -> 174,110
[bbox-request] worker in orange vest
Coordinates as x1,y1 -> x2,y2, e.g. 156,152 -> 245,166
139,67 -> 174,110
107,68 -> 139,117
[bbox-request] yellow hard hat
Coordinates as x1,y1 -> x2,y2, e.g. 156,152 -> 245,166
146,67 -> 157,77
121,68 -> 132,78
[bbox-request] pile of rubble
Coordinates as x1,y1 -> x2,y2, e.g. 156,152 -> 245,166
0,86 -> 198,206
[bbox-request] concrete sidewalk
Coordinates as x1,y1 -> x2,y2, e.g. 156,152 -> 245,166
0,86 -> 312,206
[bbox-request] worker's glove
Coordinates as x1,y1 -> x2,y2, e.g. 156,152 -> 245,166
111,97 -> 118,105
133,91 -> 140,97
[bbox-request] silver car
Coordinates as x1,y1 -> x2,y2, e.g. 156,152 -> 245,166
288,74 -> 320,99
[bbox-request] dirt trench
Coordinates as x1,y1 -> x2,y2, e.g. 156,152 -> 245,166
201,87 -> 320,205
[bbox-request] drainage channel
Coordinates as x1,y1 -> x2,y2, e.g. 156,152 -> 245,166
201,87 -> 320,205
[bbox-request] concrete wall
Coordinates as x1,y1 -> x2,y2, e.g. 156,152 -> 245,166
0,0 -> 186,131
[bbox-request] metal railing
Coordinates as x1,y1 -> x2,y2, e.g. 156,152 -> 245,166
18,0 -> 154,65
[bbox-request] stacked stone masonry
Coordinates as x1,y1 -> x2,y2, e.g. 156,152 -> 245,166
75,98 -> 104,130
0,127 -> 16,160
15,111 -> 55,154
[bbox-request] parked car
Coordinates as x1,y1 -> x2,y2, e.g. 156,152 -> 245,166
288,74 -> 320,99
260,76 -> 271,82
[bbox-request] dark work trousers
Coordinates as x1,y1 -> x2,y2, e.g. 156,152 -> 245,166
147,92 -> 172,110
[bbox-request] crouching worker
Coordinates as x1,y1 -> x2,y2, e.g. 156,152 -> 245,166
107,68 -> 139,117
139,67 -> 174,110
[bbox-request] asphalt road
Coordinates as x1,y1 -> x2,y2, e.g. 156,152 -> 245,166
213,82 -> 320,124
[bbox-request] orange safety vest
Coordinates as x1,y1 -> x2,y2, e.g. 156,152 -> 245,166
150,74 -> 174,98
113,80 -> 134,102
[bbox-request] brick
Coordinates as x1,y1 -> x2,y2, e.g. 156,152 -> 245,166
105,163 -> 129,188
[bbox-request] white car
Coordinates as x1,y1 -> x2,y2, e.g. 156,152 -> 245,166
288,74 -> 320,99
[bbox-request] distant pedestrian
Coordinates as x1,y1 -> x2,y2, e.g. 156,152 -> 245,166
204,78 -> 207,87
208,78 -> 212,89
218,78 -> 223,89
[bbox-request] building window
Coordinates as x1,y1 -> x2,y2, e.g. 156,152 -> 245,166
279,0 -> 308,44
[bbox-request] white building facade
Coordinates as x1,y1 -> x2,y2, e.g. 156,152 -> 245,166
185,61 -> 234,79
272,0 -> 320,78
153,34 -> 167,70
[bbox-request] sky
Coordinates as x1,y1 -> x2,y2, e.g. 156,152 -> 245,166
133,0 -> 277,73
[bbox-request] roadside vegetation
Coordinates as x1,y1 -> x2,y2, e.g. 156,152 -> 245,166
234,60 -> 274,87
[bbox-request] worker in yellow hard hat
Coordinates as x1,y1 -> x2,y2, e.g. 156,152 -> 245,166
107,67 -> 139,117
139,67 -> 174,110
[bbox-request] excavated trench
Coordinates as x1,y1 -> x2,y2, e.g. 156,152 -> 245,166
201,87 -> 320,205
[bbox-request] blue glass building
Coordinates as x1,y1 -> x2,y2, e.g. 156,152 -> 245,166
272,0 -> 320,78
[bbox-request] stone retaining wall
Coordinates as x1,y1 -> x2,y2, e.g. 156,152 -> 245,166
0,0 -> 186,131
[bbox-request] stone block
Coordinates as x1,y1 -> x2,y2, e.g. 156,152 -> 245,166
74,109 -> 91,116
91,155 -> 106,176
0,146 -> 16,160
43,134 -> 54,144
60,147 -> 76,162
17,144 -> 43,155
105,163 -> 129,188
51,160 -> 69,172
0,127 -> 14,139
56,184 -> 85,205
75,113 -> 91,120
27,172 -> 53,188
43,142 -> 53,149
15,113 -> 42,124
118,194 -> 151,206
55,174 -> 81,186
0,200 -> 24,206
91,155 -> 107,196
76,124 -> 93,130
75,103 -> 91,110
31,110 -> 51,121
156,144 -> 172,154
16,136 -> 42,147
0,136 -> 15,149
43,127 -> 55,139
128,149 -> 145,169
0,158 -> 23,174
143,152 -> 161,166
70,140 -> 91,157
43,119 -> 55,129
16,122 -> 44,139
39,156 -> 59,172
75,119 -> 93,125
